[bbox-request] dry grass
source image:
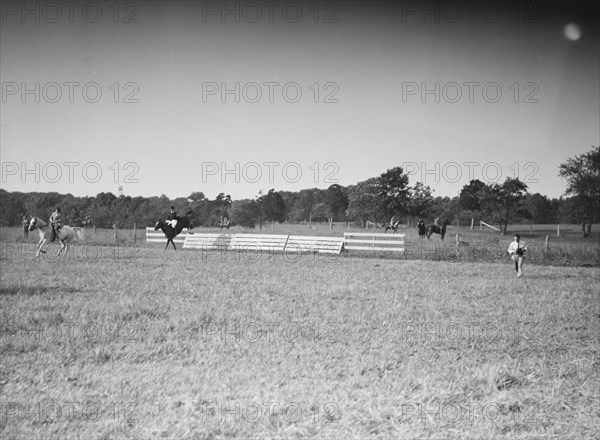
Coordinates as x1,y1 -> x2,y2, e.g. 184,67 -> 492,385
1,243 -> 599,439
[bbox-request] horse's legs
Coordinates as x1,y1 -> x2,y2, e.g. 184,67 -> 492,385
36,238 -> 46,256
57,240 -> 66,256
164,240 -> 169,251
170,239 -> 177,251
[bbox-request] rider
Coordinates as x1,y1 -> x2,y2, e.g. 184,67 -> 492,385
22,215 -> 29,238
166,206 -> 178,230
49,207 -> 62,242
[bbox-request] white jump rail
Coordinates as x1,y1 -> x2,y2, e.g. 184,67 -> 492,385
343,232 -> 405,252
146,227 -> 186,244
231,233 -> 290,252
183,233 -> 235,250
286,235 -> 344,254
146,230 -> 345,255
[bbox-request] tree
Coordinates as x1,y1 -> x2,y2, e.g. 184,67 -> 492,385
257,189 -> 286,225
479,178 -> 528,234
345,178 -> 385,226
526,193 -> 555,224
213,193 -> 232,222
377,167 -> 410,218
459,179 -> 487,213
230,199 -> 259,228
559,146 -> 600,237
325,184 -> 348,222
407,182 -> 434,220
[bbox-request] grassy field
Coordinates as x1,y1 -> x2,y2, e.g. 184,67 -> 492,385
1,239 -> 599,439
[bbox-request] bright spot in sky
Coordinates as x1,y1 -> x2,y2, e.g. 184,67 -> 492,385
564,23 -> 582,41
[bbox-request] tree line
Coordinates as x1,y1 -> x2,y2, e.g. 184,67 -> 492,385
1,147 -> 598,236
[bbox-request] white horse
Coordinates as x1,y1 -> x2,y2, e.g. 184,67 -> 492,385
29,217 -> 84,257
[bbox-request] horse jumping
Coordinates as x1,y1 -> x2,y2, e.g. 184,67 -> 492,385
29,217 -> 84,257
426,219 -> 450,240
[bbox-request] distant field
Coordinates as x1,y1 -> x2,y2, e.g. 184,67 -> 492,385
1,247 -> 598,439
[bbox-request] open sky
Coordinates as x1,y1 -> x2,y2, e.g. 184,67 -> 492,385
1,0 -> 598,201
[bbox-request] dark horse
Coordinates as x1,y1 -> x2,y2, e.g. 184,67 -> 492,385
426,219 -> 450,240
417,219 -> 426,239
154,216 -> 193,250
384,220 -> 400,234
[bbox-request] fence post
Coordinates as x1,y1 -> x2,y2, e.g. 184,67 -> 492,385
471,218 -> 474,230
93,225 -> 96,235
545,235 -> 549,253
113,223 -> 118,243
133,222 -> 137,243
557,225 -> 560,237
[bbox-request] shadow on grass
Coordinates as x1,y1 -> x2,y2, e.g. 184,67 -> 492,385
0,286 -> 81,296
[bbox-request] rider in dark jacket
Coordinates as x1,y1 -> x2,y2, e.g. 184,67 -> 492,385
167,206 -> 178,230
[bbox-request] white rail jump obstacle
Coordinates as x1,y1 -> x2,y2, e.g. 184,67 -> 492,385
146,229 -> 405,254
343,232 -> 405,252
145,228 -> 346,254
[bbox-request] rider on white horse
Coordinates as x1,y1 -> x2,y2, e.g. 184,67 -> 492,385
166,206 -> 178,230
49,207 -> 63,242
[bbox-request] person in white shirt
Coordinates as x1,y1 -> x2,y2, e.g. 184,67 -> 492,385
508,234 -> 527,278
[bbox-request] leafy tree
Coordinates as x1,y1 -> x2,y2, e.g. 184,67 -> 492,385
325,184 -> 348,222
258,189 -> 286,225
526,193 -> 555,224
230,199 -> 259,228
213,193 -> 232,222
559,146 -> 600,237
479,178 -> 528,234
377,167 -> 410,218
459,179 -> 487,213
346,178 -> 386,226
407,182 -> 434,220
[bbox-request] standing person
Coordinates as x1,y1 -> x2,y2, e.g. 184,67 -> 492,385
22,216 -> 29,238
49,207 -> 63,242
417,218 -> 426,238
508,234 -> 527,278
166,206 -> 178,230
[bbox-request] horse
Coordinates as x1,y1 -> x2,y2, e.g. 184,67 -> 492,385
28,217 -> 84,257
219,218 -> 230,230
417,219 -> 426,239
426,219 -> 450,240
154,216 -> 193,250
384,220 -> 400,233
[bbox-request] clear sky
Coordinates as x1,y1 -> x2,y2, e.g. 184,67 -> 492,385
1,0 -> 598,201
